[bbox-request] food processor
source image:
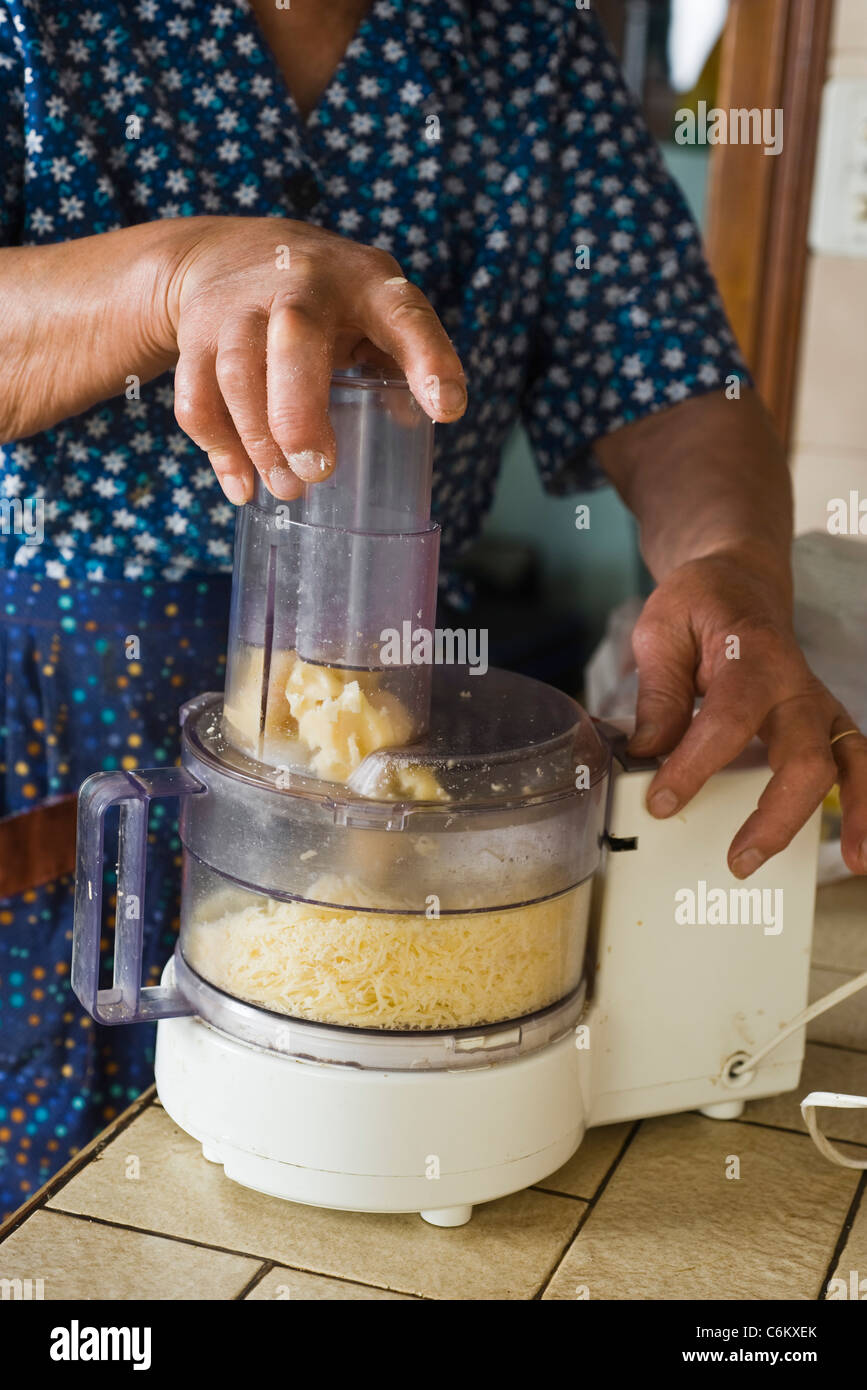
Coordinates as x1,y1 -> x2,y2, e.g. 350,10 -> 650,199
72,368 -> 822,1226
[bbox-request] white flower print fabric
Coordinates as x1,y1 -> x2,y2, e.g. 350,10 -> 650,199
0,0 -> 750,583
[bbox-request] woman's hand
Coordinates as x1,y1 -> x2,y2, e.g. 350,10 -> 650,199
0,217 -> 466,488
161,217 -> 466,503
626,550 -> 867,877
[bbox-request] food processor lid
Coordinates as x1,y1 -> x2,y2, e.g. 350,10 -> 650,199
347,666 -> 608,802
183,667 -> 610,812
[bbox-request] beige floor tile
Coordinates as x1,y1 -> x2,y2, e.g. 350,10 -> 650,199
536,1122 -> 632,1200
809,968 -> 867,1051
542,1112 -> 864,1301
247,1266 -> 416,1300
813,878 -> 867,973
49,1105 -> 585,1299
744,1044 -> 867,1144
827,1191 -> 867,1300
0,1209 -> 259,1300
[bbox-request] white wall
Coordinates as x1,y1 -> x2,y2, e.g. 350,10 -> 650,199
790,0 -> 867,540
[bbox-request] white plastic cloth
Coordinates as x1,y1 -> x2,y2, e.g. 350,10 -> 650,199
583,594 -> 643,720
790,530 -> 867,733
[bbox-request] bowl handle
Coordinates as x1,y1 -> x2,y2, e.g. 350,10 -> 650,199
72,767 -> 204,1024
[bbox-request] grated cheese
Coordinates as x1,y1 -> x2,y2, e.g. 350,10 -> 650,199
183,880 -> 589,1031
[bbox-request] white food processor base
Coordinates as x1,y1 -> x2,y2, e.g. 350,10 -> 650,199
154,1010 -> 587,1224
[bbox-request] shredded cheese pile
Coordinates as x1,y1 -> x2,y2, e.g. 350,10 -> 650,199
184,881 -> 588,1031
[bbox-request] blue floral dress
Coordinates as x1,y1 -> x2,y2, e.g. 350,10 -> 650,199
0,0 -> 749,1218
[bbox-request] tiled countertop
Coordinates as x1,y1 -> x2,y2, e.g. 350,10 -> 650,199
2,879 -> 866,1301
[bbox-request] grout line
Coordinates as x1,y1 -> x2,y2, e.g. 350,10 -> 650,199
807,1038 -> 867,1058
534,1120 -> 643,1301
234,1261 -> 276,1301
816,1171 -> 867,1302
733,1112 -> 867,1145
532,1185 -> 585,1202
43,1207 -> 422,1300
0,1087 -> 157,1244
241,1262 -> 425,1300
45,1206 -> 297,1263
735,1115 -> 867,1151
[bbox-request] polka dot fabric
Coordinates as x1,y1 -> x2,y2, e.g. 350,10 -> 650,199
0,570 -> 230,1219
0,0 -> 750,584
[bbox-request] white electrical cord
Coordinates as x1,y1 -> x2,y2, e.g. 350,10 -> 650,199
728,968 -> 867,1169
801,1093 -> 867,1170
733,969 -> 867,1074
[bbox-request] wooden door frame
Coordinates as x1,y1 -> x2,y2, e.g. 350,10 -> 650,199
704,0 -> 835,449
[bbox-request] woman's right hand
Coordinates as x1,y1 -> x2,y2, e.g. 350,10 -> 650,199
158,216 -> 467,504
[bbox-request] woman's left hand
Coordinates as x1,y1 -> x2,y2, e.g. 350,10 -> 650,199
625,550 -> 867,878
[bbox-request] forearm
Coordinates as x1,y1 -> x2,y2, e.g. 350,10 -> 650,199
0,219 -> 192,442
595,388 -> 794,608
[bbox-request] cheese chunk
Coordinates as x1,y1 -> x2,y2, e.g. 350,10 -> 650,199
223,642 -> 441,792
285,658 -> 414,782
